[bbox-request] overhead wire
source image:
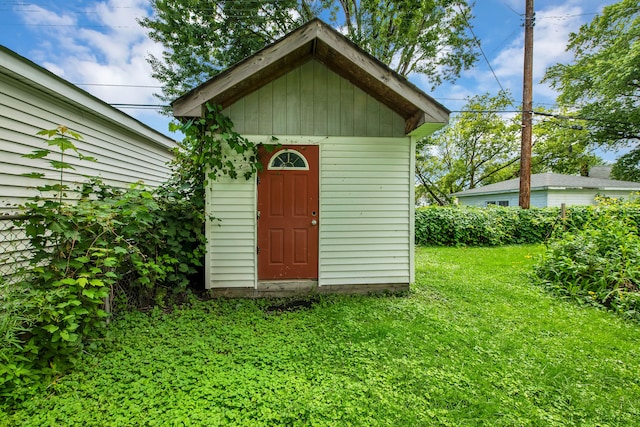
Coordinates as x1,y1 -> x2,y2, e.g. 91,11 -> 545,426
455,3 -> 519,111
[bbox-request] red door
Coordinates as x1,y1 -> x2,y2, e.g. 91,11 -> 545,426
257,145 -> 319,280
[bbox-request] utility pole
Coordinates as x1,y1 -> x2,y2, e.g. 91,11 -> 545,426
519,0 -> 534,209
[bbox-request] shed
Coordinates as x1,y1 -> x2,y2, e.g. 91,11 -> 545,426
453,173 -> 640,208
172,19 -> 449,296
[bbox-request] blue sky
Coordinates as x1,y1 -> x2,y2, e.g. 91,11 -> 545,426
0,0 -> 620,157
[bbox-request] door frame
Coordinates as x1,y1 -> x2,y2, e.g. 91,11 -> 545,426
256,143 -> 320,281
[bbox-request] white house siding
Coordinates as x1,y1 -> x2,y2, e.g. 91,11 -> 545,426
456,189 -> 640,208
0,78 -> 173,213
0,46 -> 175,279
205,177 -> 257,288
547,189 -> 638,206
319,137 -> 412,286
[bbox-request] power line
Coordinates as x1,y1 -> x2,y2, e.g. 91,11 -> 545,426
458,4 -> 518,110
74,83 -> 163,88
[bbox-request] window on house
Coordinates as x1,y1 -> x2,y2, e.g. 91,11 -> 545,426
498,201 -> 509,207
268,149 -> 309,170
486,201 -> 496,206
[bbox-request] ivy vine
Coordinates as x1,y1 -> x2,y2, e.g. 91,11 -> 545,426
167,103 -> 264,209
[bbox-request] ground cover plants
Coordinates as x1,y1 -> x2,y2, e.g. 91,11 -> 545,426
2,245 -> 639,426
0,127 -> 205,403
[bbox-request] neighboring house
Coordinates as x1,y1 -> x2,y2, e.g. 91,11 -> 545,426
0,45 -> 176,215
0,45 -> 176,277
453,173 -> 640,208
172,19 -> 449,296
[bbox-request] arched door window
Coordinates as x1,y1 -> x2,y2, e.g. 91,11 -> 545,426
268,149 -> 309,170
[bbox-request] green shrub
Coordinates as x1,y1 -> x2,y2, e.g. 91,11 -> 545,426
532,198 -> 640,322
415,206 -> 563,246
0,127 -> 205,405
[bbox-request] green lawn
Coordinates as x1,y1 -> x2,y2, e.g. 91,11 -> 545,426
2,245 -> 640,426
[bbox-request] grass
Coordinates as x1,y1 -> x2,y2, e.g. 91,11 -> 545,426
2,245 -> 640,426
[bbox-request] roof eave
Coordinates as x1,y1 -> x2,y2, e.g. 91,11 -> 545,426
171,19 -> 449,133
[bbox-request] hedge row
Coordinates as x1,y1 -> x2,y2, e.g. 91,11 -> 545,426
414,205 -> 638,246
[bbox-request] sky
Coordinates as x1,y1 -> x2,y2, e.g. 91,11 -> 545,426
0,0 -> 621,158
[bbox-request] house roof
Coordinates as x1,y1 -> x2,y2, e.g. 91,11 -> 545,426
0,45 -> 176,150
453,173 -> 640,197
171,18 -> 449,136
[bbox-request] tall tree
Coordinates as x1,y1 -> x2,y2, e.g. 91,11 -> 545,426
415,95 -> 604,205
415,92 -> 521,205
531,113 -> 602,176
544,0 -> 639,149
140,0 -> 477,103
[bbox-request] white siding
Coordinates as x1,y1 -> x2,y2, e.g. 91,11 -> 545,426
547,189 -> 639,207
456,193 -> 519,207
0,47 -> 176,280
457,189 -> 639,208
319,137 -> 412,286
205,177 -> 257,288
205,143 -> 257,289
530,191 -> 548,208
0,80 -> 173,213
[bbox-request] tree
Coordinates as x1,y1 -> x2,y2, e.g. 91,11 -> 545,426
544,0 -> 640,149
611,149 -> 640,182
140,0 -> 477,103
415,94 -> 604,206
415,92 -> 521,205
531,113 -> 602,176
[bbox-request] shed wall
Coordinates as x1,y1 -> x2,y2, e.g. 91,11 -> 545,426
205,136 -> 414,289
319,137 -> 413,285
223,60 -> 406,138
205,176 -> 257,288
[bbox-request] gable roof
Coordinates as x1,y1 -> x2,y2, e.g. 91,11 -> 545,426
453,173 -> 640,197
0,45 -> 176,150
171,19 -> 449,136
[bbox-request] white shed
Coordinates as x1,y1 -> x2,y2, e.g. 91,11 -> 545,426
172,19 -> 449,296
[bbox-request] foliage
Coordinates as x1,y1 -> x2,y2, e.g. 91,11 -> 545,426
611,147 -> 640,182
0,127 -> 204,404
3,246 -> 640,425
544,0 -> 640,149
415,94 -> 604,206
531,112 -> 602,176
140,0 -> 477,103
415,205 -> 565,246
415,92 -> 520,205
532,197 -> 640,322
415,202 -> 640,248
167,103 -> 261,208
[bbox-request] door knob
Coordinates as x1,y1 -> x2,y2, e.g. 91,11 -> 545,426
311,219 -> 318,226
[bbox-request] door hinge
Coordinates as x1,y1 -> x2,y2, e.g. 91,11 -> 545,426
257,246 -> 260,255
257,210 -> 261,220
257,176 -> 261,185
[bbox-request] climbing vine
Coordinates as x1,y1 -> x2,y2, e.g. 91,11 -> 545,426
167,103 -> 263,209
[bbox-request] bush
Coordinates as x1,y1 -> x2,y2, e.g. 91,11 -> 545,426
415,206 -> 563,246
1,181 -> 205,405
532,198 -> 640,322
0,126 -> 206,405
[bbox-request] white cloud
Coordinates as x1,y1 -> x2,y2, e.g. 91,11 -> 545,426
18,4 -> 76,26
16,0 -> 170,132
